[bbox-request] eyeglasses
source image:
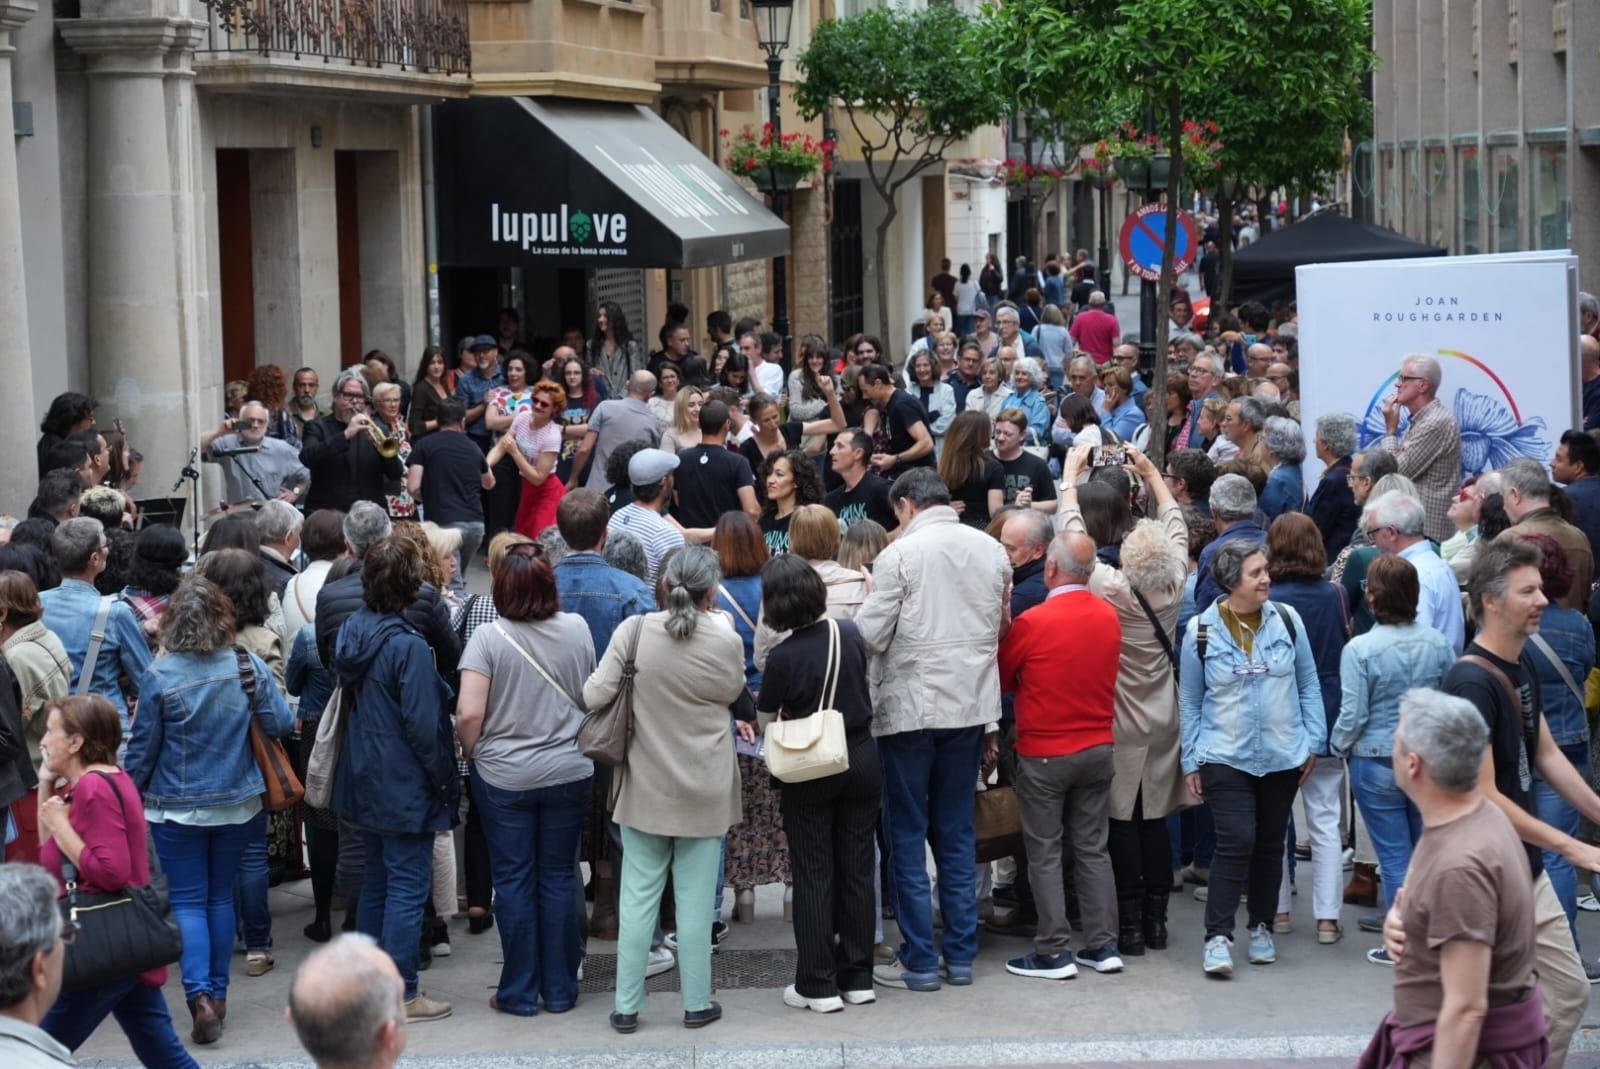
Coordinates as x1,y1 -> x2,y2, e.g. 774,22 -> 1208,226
1188,367 -> 1214,377
1231,662 -> 1270,677
1398,375 -> 1428,384
338,391 -> 367,400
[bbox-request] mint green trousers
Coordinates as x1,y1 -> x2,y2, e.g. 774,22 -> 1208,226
615,826 -> 721,1014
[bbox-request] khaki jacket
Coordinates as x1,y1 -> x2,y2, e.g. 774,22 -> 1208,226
1,621 -> 72,765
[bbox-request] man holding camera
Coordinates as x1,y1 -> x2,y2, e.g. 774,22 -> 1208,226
202,400 -> 310,506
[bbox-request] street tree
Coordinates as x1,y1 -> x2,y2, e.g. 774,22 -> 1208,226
795,5 -> 1002,345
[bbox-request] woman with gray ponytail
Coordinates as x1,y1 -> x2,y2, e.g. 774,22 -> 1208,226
584,544 -> 752,1034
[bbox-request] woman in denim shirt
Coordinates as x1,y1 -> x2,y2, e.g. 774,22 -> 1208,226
1518,533 -> 1597,936
1179,540 -> 1324,978
124,574 -> 293,1043
1328,554 -> 1455,965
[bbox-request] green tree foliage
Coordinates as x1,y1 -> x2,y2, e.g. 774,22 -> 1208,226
795,5 -> 1002,344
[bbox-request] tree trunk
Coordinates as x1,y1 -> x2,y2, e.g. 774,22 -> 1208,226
1148,90 -> 1186,472
1216,190 -> 1235,310
872,195 -> 897,356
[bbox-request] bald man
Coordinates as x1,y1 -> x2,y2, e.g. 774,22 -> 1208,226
575,369 -> 663,489
290,935 -> 413,1065
1244,343 -> 1274,378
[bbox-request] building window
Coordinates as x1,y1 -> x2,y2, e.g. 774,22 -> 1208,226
1458,147 -> 1480,255
1534,145 -> 1566,250
1491,146 -> 1519,252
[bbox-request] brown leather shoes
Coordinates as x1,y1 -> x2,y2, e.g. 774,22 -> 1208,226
1343,862 -> 1379,907
188,993 -> 222,1045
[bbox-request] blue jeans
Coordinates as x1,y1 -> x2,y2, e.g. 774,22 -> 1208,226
471,770 -> 590,1014
357,829 -> 434,999
1168,803 -> 1215,871
878,725 -> 984,973
1349,756 -> 1423,914
1534,740 -> 1591,945
233,824 -> 271,952
150,810 -> 265,1001
43,975 -> 198,1068
448,520 -> 485,594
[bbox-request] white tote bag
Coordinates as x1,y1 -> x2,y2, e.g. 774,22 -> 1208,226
763,619 -> 850,784
303,686 -> 352,809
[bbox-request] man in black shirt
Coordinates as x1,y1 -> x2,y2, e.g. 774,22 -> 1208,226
859,364 -> 934,475
672,400 -> 759,531
1388,536 -> 1591,1060
992,410 -> 1057,513
825,428 -> 898,532
300,367 -> 403,512
406,397 -> 493,581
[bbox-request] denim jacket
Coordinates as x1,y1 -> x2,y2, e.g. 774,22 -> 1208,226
999,387 -> 1051,442
285,624 -> 335,724
125,648 -> 294,809
1179,600 -> 1326,776
1330,622 -> 1456,758
38,579 -> 151,724
1525,606 -> 1594,747
554,552 -> 655,658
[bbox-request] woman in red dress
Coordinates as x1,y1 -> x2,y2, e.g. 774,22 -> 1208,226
492,378 -> 568,539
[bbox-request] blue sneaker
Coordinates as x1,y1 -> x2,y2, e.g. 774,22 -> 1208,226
1247,923 -> 1276,964
1006,951 -> 1077,980
1366,947 -> 1396,967
940,961 -> 973,986
1074,944 -> 1124,974
872,956 -> 941,991
1203,935 -> 1233,976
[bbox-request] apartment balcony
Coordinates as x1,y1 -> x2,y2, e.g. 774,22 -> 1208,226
654,0 -> 767,91
194,0 -> 473,101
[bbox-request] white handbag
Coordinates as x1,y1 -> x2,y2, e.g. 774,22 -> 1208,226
763,619 -> 850,784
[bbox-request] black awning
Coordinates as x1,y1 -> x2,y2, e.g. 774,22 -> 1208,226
434,97 -> 789,269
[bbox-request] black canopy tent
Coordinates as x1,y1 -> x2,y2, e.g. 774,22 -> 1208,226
1230,211 -> 1446,305
433,97 -> 789,269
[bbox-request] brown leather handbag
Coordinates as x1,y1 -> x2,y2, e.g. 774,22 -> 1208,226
236,647 -> 304,811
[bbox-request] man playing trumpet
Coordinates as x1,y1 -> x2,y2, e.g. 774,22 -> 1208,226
300,367 -> 404,512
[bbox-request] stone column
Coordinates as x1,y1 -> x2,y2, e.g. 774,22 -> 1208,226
57,16 -> 195,493
0,0 -> 40,514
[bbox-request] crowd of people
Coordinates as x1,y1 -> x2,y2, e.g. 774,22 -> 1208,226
3,279 -> 1600,1069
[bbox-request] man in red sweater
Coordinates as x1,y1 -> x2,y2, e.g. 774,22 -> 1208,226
998,529 -> 1123,981
1067,291 -> 1120,363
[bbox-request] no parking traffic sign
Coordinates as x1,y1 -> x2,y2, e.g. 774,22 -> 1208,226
1118,204 -> 1198,283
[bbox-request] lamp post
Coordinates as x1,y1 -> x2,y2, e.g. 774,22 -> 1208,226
1123,104 -> 1170,372
751,0 -> 795,365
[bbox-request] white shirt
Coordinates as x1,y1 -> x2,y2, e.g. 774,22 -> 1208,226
752,361 -> 784,399
607,502 -> 685,587
1400,539 -> 1465,654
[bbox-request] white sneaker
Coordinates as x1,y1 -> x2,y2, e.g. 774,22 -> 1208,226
783,984 -> 844,1013
1579,891 -> 1600,913
840,988 -> 876,1005
645,947 -> 676,978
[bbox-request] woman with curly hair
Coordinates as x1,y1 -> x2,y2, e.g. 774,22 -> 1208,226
121,525 -> 189,649
491,378 -> 569,539
760,449 -> 823,556
247,364 -> 301,447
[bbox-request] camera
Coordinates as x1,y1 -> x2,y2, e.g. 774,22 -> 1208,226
230,418 -> 251,432
1090,445 -> 1126,468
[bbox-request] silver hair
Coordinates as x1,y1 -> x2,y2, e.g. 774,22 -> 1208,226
1499,457 -> 1552,502
661,544 -> 721,640
1262,416 -> 1306,464
288,933 -> 405,1068
343,501 -> 393,559
1007,509 -> 1054,552
1047,531 -> 1096,583
371,381 -> 401,402
1314,412 -> 1358,458
1067,354 -> 1097,373
1580,292 -> 1597,319
1369,473 -> 1419,502
333,366 -> 370,401
1173,332 -> 1204,353
52,516 -> 104,574
1356,447 -> 1399,483
1364,490 -> 1427,538
255,499 -> 304,545
0,864 -> 60,1010
1209,473 -> 1258,522
1400,353 -> 1442,392
602,530 -> 650,585
534,526 -> 569,566
1013,357 -> 1043,385
1233,396 -> 1268,432
1088,291 -> 1107,306
1190,350 -> 1222,376
1211,537 -> 1267,593
1119,517 -> 1188,595
1396,688 -> 1489,793
994,305 -> 1020,324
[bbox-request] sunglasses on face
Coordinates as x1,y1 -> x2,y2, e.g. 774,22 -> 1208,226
532,398 -> 555,411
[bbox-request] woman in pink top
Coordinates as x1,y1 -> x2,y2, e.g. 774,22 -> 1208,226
491,378 -> 567,538
36,694 -> 197,1067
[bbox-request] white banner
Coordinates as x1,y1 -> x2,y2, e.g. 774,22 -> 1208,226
1296,252 -> 1579,485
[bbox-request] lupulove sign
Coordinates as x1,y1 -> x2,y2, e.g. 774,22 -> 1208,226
1296,251 -> 1578,486
435,97 -> 789,269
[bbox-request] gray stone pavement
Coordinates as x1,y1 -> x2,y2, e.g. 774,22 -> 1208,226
73,878 -> 1600,1068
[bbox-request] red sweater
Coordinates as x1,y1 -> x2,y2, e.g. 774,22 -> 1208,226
998,588 -> 1120,757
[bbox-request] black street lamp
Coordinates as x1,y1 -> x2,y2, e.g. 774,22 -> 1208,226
751,0 -> 795,364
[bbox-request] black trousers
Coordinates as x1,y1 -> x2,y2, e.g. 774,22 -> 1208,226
462,777 -> 493,911
778,735 -> 881,999
1201,764 -> 1299,941
1108,789 -> 1173,900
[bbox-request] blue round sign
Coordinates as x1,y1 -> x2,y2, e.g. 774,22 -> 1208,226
1118,205 -> 1199,282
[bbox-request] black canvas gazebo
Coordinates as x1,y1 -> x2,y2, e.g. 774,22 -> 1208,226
1231,211 -> 1446,305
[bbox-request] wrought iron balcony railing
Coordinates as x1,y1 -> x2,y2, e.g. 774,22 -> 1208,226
197,0 -> 471,76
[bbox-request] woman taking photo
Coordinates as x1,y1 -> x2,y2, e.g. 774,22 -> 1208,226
761,449 -> 825,556
36,694 -> 198,1065
457,542 -> 595,1015
332,539 -> 459,1022
964,358 -> 1014,419
939,411 -> 1004,531
1261,513 -> 1349,945
489,378 -> 568,539
247,364 -> 300,447
0,571 -> 71,862
410,346 -> 451,441
907,351 -> 956,454
585,545 -> 749,1033
757,555 -> 881,1014
557,357 -> 603,484
588,301 -> 643,388
1178,538 -> 1324,978
124,574 -> 293,1042
1059,444 -> 1188,955
1328,553 -> 1455,965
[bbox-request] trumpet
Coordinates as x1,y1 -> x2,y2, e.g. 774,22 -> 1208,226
356,414 -> 402,459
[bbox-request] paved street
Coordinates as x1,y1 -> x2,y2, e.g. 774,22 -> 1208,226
73,877 -> 1600,1068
